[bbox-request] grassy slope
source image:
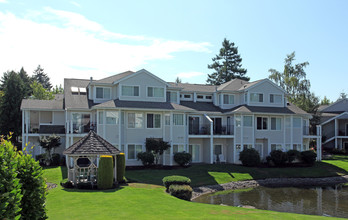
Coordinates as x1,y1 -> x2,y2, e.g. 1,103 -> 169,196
44,167 -> 341,220
126,160 -> 348,187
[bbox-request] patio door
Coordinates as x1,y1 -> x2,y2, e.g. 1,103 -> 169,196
189,116 -> 200,134
212,118 -> 222,134
189,144 -> 201,162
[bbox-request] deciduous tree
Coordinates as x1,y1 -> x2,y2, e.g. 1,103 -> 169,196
30,81 -> 54,100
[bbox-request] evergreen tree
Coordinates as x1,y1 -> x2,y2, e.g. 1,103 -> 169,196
320,96 -> 331,105
32,65 -> 52,90
337,91 -> 347,101
18,67 -> 33,98
207,38 -> 248,85
175,77 -> 182,84
0,71 -> 25,141
52,84 -> 64,94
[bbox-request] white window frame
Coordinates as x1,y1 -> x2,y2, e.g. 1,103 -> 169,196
271,143 -> 283,151
180,93 -> 192,100
270,117 -> 282,131
105,111 -> 119,125
96,87 -> 111,99
243,115 -> 252,127
127,112 -> 144,129
256,116 -> 268,130
121,85 -> 140,97
250,93 -> 264,103
146,113 -> 161,129
173,114 -> 184,126
223,94 -> 235,105
147,86 -> 165,98
173,144 -> 185,153
169,91 -> 178,102
270,93 -> 282,104
127,144 -> 143,160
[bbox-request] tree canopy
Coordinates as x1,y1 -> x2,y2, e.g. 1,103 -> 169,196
32,65 -> 52,90
207,38 -> 248,85
320,96 -> 331,105
30,81 -> 54,100
268,52 -> 319,114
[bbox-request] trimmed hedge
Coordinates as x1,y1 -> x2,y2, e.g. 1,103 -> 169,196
137,152 -> 154,166
97,155 -> 114,190
116,153 -> 126,183
239,148 -> 260,167
169,184 -> 192,201
287,150 -> 300,163
301,150 -> 317,165
174,152 -> 192,167
270,150 -> 288,166
162,175 -> 191,191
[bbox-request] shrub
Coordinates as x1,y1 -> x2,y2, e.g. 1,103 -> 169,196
137,151 -> 154,166
51,153 -> 61,166
239,148 -> 260,167
0,139 -> 22,219
97,155 -> 114,190
331,148 -> 347,155
17,153 -> 47,219
116,153 -> 126,183
77,182 -> 95,190
300,150 -> 317,165
287,150 -> 300,163
174,152 -> 192,167
145,138 -> 170,165
60,179 -> 74,188
162,175 -> 191,191
169,184 -> 192,201
269,150 -> 288,166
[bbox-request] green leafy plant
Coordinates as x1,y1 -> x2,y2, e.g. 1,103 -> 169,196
239,148 -> 260,167
169,184 -> 193,201
174,152 -> 192,167
137,151 -> 154,167
116,153 -> 126,183
300,150 -> 317,165
269,150 -> 288,166
287,150 -> 301,163
39,134 -> 61,165
145,138 -> 170,165
97,156 -> 114,189
162,175 -> 191,191
51,153 -> 61,166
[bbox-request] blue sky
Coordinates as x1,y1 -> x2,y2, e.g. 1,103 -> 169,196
0,0 -> 347,101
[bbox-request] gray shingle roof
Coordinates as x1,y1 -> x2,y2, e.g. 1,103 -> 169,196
168,82 -> 216,93
63,130 -> 120,155
224,103 -> 310,115
95,71 -> 134,84
21,94 -> 64,110
64,78 -> 93,109
320,99 -> 348,113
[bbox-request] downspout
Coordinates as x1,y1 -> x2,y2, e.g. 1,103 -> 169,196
204,114 -> 214,164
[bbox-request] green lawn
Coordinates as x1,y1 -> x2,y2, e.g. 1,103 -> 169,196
44,166 -> 344,220
126,159 -> 348,187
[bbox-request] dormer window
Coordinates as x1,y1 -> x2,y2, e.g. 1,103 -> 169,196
223,94 -> 234,104
96,87 -> 111,99
270,94 -> 282,103
122,86 -> 139,96
250,93 -> 263,103
147,87 -> 164,97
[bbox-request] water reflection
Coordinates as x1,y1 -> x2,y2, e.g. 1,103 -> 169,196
193,184 -> 348,218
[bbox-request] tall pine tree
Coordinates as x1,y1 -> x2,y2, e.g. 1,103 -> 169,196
0,71 -> 26,142
32,65 -> 52,90
207,38 -> 248,85
18,67 -> 33,98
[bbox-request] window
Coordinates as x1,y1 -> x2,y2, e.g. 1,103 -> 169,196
293,117 -> 301,128
285,144 -> 291,151
148,87 -> 164,97
271,144 -> 283,151
106,111 -> 118,124
223,94 -> 234,104
165,114 -> 170,125
127,144 -> 142,159
235,116 -> 241,127
270,94 -> 282,103
285,117 -> 291,127
173,144 -> 185,153
173,114 -> 184,125
147,114 -> 161,128
197,95 -> 204,99
170,92 -> 177,102
183,94 -> 191,99
271,117 -> 281,130
98,112 -> 103,124
257,117 -> 268,130
96,87 -> 111,99
243,144 -> 252,149
250,93 -> 263,102
72,113 -> 90,133
122,85 -> 139,96
293,144 -> 301,151
206,95 -> 212,99
243,116 -> 252,127
244,93 -> 247,102
214,145 -> 222,155
128,113 -> 143,128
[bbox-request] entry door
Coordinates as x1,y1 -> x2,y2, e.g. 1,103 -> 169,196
189,145 -> 201,162
255,143 -> 263,159
189,117 -> 200,134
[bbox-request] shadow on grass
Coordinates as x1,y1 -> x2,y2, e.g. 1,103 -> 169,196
61,185 -> 126,193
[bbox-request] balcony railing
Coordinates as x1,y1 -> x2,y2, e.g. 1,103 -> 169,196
303,126 -> 317,136
189,124 -> 234,135
25,124 -> 65,134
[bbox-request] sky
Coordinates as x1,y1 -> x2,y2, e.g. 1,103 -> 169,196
0,0 -> 347,102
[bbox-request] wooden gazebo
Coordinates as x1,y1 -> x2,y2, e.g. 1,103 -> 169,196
63,130 -> 120,185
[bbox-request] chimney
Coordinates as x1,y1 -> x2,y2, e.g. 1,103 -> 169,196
90,77 -> 93,83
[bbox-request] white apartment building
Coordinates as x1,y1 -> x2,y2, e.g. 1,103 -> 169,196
21,69 -> 320,166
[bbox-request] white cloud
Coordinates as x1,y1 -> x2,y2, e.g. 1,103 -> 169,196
0,9 -> 211,87
70,1 -> 81,7
0,0 -> 8,3
176,71 -> 206,79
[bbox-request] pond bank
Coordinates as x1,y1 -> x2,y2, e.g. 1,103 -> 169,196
192,175 -> 348,200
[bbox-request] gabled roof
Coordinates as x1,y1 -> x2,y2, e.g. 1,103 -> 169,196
21,94 -> 64,110
168,82 -> 216,93
94,71 -> 134,84
113,69 -> 170,86
63,130 -> 120,155
217,78 -> 250,91
320,98 -> 348,113
64,78 -> 93,109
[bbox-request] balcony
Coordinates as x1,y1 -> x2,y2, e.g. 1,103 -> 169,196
25,124 -> 65,134
189,124 -> 234,135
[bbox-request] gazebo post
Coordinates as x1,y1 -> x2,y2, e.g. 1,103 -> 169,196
73,157 -> 77,184
66,155 -> 70,181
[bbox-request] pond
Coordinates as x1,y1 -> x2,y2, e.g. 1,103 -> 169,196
193,184 -> 348,218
